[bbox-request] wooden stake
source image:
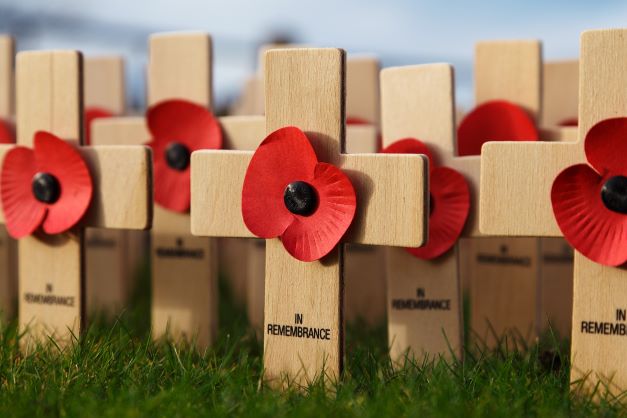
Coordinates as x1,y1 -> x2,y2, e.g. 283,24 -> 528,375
466,40 -> 543,347
480,29 -> 627,395
0,35 -> 16,319
0,51 -> 152,349
84,55 -> 135,318
191,48 -> 428,385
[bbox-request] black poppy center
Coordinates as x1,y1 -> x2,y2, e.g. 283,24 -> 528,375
165,142 -> 191,171
284,181 -> 317,216
32,172 -> 61,204
601,175 -> 627,214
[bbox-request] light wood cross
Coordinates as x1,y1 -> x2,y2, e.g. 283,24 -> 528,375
92,32 -> 266,348
541,60 -> 579,142
0,50 -> 151,348
461,40 -> 544,348
480,28 -> 627,395
381,64 -> 468,360
191,48 -> 427,384
0,35 -> 15,318
84,55 -> 136,318
246,55 -> 386,331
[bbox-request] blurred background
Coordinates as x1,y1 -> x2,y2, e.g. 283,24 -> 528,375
0,0 -> 625,111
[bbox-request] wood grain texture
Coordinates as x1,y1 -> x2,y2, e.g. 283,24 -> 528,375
151,234 -> 217,348
380,63 -> 463,359
84,56 -> 125,113
346,56 -> 380,125
541,60 -> 578,129
387,247 -> 462,361
0,35 -> 14,119
91,117 -> 149,146
475,40 -> 541,119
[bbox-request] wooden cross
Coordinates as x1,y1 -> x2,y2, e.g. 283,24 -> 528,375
0,35 -> 15,318
92,32 -> 266,348
83,55 -> 135,317
541,59 -> 579,142
381,64 -> 467,360
480,28 -> 627,395
462,40 -> 545,348
191,48 -> 427,384
0,50 -> 151,348
245,55 -> 386,331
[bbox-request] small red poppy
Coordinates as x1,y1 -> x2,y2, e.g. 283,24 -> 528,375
382,138 -> 470,259
0,118 -> 14,144
559,117 -> 578,127
146,99 -> 222,213
84,107 -> 115,145
1,131 -> 92,238
457,100 -> 539,156
551,117 -> 627,266
241,126 -> 356,262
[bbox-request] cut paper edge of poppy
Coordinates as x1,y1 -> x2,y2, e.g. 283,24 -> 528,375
84,107 -> 115,146
242,126 -> 319,239
457,100 -> 539,157
407,166 -> 470,260
584,117 -> 627,175
551,163 -> 627,267
281,162 -> 357,262
0,118 -> 14,144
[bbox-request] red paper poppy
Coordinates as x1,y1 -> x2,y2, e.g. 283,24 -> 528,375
559,117 -> 578,127
1,131 -> 92,238
457,100 -> 539,156
241,126 -> 356,262
551,117 -> 627,266
146,99 -> 222,213
0,118 -> 14,144
382,138 -> 470,260
84,107 -> 115,145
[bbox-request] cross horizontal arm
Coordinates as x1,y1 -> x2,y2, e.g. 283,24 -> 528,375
92,117 -> 148,146
479,141 -> 583,236
81,146 -> 153,230
340,153 -> 427,247
190,150 -> 255,238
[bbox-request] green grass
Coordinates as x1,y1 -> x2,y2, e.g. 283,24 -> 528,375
0,263 -> 625,417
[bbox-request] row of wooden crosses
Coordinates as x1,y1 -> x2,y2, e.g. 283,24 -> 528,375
0,28 -> 623,396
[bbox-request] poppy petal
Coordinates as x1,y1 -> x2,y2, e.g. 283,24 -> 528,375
242,126 -> 318,238
347,116 -> 370,125
33,132 -> 92,234
152,153 -> 190,212
551,164 -> 627,266
584,117 -> 627,175
381,138 -> 435,170
559,117 -> 578,127
281,162 -> 357,261
407,167 -> 470,259
1,147 -> 46,238
84,107 -> 114,145
147,99 -> 222,152
457,100 -> 539,156
0,119 -> 14,144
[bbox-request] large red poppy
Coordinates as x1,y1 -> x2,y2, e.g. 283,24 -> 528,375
1,131 -> 92,238
146,99 -> 222,213
552,117 -> 627,266
241,126 -> 356,262
84,107 -> 115,145
0,118 -> 14,144
382,138 -> 469,259
458,100 -> 539,156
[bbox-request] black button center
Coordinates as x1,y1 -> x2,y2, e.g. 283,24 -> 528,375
284,181 -> 317,216
165,142 -> 190,171
32,172 -> 61,204
601,175 -> 627,214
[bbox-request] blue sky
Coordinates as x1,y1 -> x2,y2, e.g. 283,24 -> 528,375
2,0 -> 626,108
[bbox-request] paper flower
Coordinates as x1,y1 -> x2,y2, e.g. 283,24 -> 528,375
0,131 -> 92,238
551,117 -> 627,266
457,100 -> 538,156
0,119 -> 14,144
146,99 -> 222,212
84,107 -> 115,145
382,138 -> 469,259
242,126 -> 356,262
